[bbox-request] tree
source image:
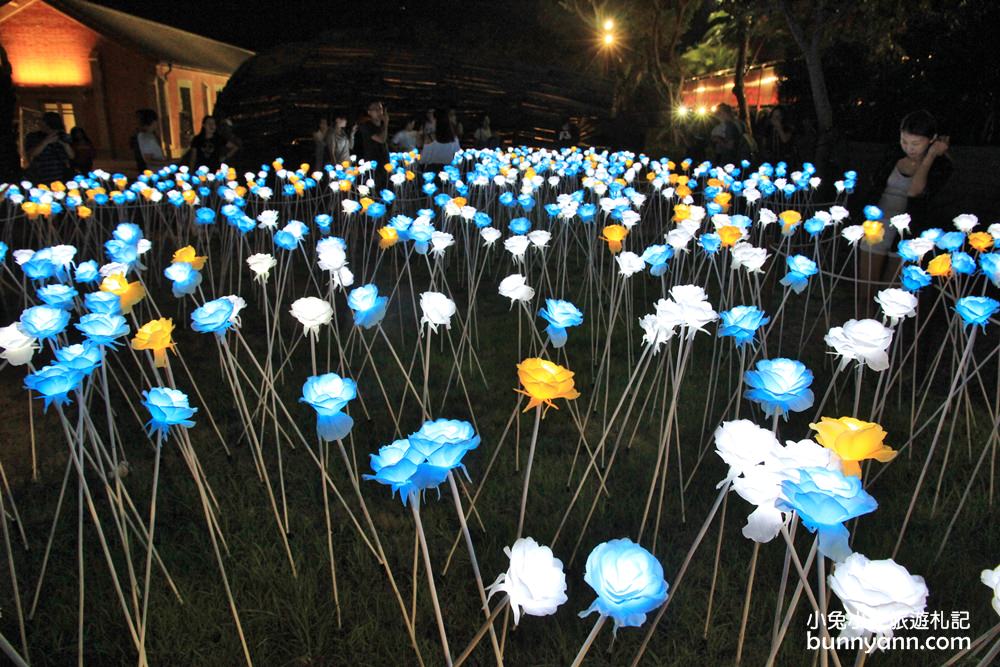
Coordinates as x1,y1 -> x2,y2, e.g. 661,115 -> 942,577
559,0 -> 702,143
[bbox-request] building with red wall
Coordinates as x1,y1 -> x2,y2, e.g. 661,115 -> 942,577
680,63 -> 781,115
0,0 -> 253,169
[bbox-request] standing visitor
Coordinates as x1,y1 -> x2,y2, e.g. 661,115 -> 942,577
862,109 -> 952,289
188,115 -> 236,171
391,117 -> 419,152
24,112 -> 72,182
69,126 -> 96,173
330,111 -> 356,164
473,115 -> 494,147
132,109 -> 168,172
420,108 -> 460,171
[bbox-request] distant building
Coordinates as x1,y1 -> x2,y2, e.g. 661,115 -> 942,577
681,63 -> 780,114
0,0 -> 253,168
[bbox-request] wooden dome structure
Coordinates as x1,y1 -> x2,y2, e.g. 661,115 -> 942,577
215,41 -> 614,164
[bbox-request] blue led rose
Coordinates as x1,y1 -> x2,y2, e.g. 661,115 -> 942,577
24,363 -> 84,411
364,438 -> 450,505
20,305 -> 70,341
75,313 -> 129,347
85,291 -> 122,315
164,261 -> 203,298
744,358 -> 814,419
718,305 -> 770,347
407,418 -> 480,472
779,255 -> 818,294
778,467 -> 878,562
980,253 -> 1000,287
301,373 -> 357,441
698,233 -> 722,256
955,296 -> 999,330
54,342 -> 102,376
74,260 -> 100,284
538,299 -> 584,348
347,284 -> 389,329
579,538 -> 669,632
37,283 -> 78,310
190,298 -> 235,336
641,244 -> 674,276
900,266 -> 931,292
141,387 -> 198,438
509,217 -> 531,235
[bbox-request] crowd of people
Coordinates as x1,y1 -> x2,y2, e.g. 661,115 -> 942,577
309,103 -> 507,173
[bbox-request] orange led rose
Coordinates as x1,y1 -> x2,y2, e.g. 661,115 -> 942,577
172,245 -> 207,271
969,232 -> 994,253
811,416 -> 897,477
927,253 -> 952,277
132,318 -> 175,368
862,220 -> 885,246
779,210 -> 802,235
600,224 -> 628,254
516,358 -> 580,413
377,226 -> 399,249
100,273 -> 146,314
718,225 -> 744,247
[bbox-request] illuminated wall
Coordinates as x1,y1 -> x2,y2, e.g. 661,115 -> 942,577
681,65 -> 780,112
1,1 -> 98,86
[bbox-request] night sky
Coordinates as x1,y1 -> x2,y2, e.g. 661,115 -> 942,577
88,0 -> 564,53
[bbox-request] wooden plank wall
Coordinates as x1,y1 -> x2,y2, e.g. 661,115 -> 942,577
216,44 -> 614,165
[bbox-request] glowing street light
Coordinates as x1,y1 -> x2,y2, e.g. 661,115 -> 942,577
676,105 -> 689,117
696,106 -> 708,117
603,18 -> 614,31
602,32 -> 615,46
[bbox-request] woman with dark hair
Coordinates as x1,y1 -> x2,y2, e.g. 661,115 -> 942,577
862,110 -> 953,290
189,115 -> 236,170
69,126 -> 96,173
420,108 -> 460,170
329,111 -> 356,164
25,112 -> 73,182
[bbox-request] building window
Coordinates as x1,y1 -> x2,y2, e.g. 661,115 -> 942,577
42,102 -> 76,131
178,81 -> 194,148
201,82 -> 210,117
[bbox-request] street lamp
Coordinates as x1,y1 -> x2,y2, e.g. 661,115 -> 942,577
603,18 -> 614,31
603,32 -> 615,46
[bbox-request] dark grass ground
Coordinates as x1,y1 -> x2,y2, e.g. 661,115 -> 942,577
0,236 -> 997,666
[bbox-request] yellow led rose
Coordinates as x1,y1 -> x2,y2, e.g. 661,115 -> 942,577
714,191 -> 732,210
516,358 -> 580,413
360,197 -> 374,212
377,226 -> 399,249
810,416 -> 897,477
100,273 -> 146,314
600,224 -> 628,254
718,225 -> 744,247
779,210 -> 802,235
863,220 -> 885,246
672,203 -> 690,222
927,253 -> 952,277
132,318 -> 175,368
969,232 -> 994,253
172,245 -> 207,271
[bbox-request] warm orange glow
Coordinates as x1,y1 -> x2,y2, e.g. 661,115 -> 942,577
602,32 -> 614,46
12,59 -> 92,86
3,1 -> 99,87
